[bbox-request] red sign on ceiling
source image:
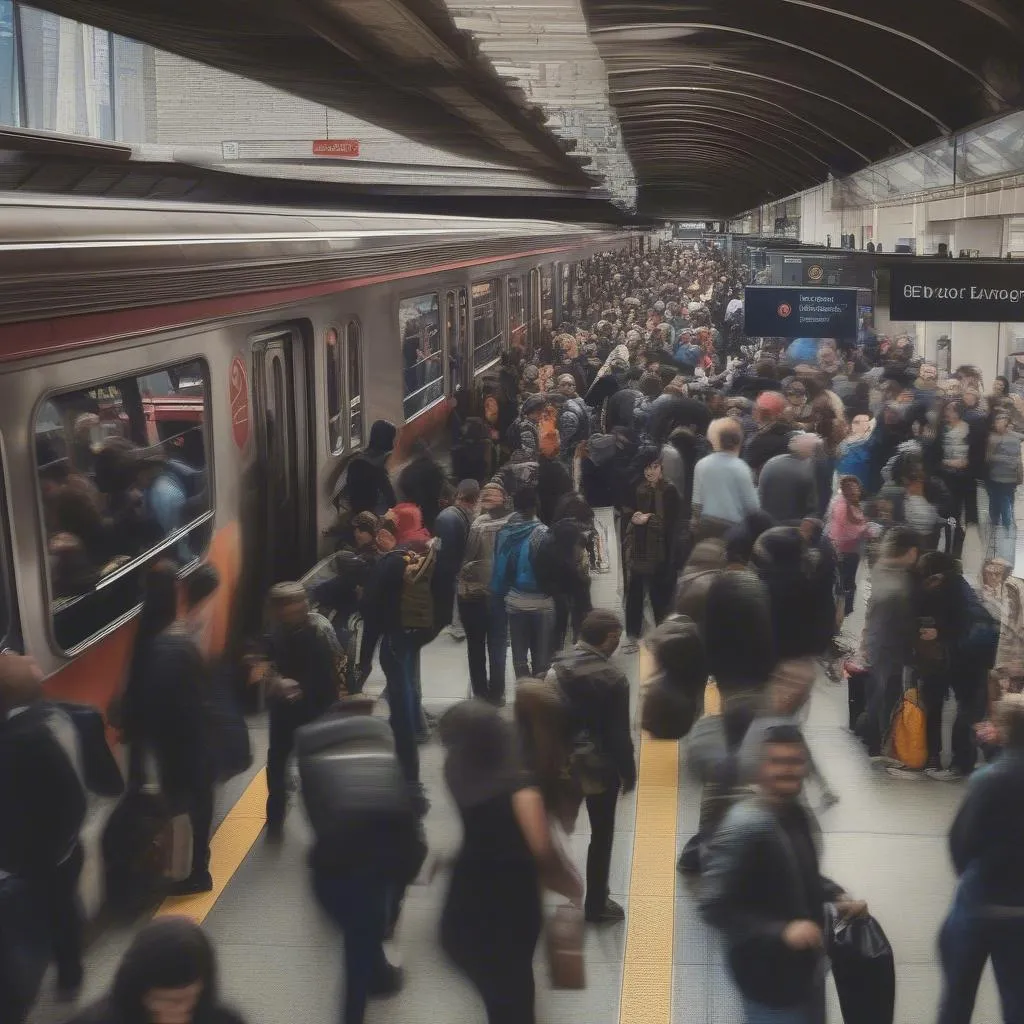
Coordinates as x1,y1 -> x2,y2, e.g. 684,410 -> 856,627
312,139 -> 360,158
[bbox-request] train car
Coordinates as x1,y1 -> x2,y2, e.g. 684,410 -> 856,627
0,195 -> 635,716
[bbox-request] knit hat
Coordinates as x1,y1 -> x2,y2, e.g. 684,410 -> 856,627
351,511 -> 379,535
522,394 -> 548,416
639,372 -> 663,398
388,503 -> 431,545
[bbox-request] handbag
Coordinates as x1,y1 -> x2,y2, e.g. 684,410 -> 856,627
888,683 -> 927,770
825,905 -> 895,1024
546,904 -> 585,989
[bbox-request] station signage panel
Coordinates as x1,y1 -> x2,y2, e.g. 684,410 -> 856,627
890,263 -> 1024,322
312,139 -> 360,158
744,286 -> 859,339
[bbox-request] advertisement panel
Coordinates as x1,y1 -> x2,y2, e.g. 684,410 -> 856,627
890,263 -> 1024,322
743,286 -> 859,339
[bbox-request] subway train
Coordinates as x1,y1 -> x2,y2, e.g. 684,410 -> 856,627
0,195 -> 636,714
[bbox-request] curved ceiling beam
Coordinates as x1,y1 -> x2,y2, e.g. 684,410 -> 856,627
614,104 -> 844,162
625,141 -> 812,191
611,89 -> 872,161
591,22 -> 951,134
623,119 -> 830,174
777,0 -> 1009,104
608,63 -> 929,143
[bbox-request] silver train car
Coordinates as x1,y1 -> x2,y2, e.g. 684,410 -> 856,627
0,196 -> 635,712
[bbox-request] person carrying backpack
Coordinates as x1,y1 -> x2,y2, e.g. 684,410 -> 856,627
549,610 -> 635,924
555,374 -> 591,468
491,486 -> 555,680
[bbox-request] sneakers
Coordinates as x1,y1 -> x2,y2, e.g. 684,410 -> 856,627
619,638 -> 640,654
168,871 -> 214,897
885,764 -> 927,780
925,767 -> 966,782
585,898 -> 626,924
445,625 -> 466,642
869,755 -> 902,770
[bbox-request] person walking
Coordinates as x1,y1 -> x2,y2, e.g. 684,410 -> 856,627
985,409 -> 1021,538
66,917 -> 246,1024
439,700 -> 582,1024
256,582 -> 349,839
433,479 -> 479,637
691,419 -> 760,540
457,482 -> 511,704
550,610 -> 636,924
758,433 -> 819,524
491,486 -> 555,680
0,649 -> 87,1006
937,693 -> 1024,1024
622,453 -> 680,650
700,723 -> 867,1024
826,475 -> 870,617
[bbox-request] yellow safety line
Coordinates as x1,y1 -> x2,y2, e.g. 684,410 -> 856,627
619,647 -> 680,1024
155,769 -> 268,923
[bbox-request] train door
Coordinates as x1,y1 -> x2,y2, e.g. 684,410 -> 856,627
251,330 -> 315,586
528,267 -> 541,355
445,287 -> 469,395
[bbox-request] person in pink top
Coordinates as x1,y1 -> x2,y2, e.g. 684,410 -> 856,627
827,476 -> 870,616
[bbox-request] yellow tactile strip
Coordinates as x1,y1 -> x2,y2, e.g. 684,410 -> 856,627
155,769 -> 268,923
620,647 -> 680,1024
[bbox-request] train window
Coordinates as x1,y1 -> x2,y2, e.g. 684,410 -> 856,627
508,276 -> 527,361
346,321 -> 363,449
325,326 -> 343,453
35,358 -> 214,653
540,266 -> 554,335
560,263 -> 572,320
400,293 -> 444,420
471,279 -> 503,374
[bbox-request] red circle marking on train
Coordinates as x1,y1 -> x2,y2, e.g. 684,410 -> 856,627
229,356 -> 250,450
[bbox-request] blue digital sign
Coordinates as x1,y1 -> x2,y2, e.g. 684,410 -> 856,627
743,286 -> 859,340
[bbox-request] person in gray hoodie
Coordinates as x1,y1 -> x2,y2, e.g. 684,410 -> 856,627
457,482 -> 511,704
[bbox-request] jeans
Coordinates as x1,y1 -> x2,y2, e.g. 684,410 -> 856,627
862,670 -> 903,757
986,480 -> 1017,532
938,866 -> 1024,1024
837,552 -> 860,616
507,602 -> 555,680
459,595 -> 508,702
624,569 -> 674,638
584,787 -> 618,916
380,630 -> 420,784
740,965 -> 826,1024
266,701 -> 310,826
312,872 -> 391,1024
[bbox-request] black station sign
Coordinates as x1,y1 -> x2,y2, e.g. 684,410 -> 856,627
743,286 -> 859,339
890,263 -> 1024,322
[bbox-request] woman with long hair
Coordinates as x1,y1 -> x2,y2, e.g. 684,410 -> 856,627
439,700 -> 581,1024
67,917 -> 245,1024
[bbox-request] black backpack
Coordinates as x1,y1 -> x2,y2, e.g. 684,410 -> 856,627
101,790 -> 174,917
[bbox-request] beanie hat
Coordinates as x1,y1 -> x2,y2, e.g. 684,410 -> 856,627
639,372 -> 663,398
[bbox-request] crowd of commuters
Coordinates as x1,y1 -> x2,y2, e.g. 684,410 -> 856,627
4,241 -> 1024,1024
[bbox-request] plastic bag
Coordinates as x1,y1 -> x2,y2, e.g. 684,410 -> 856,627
825,905 -> 895,1024
889,686 -> 927,769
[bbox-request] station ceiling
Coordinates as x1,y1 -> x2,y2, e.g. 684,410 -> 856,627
25,0 -> 597,189
579,0 -> 1024,217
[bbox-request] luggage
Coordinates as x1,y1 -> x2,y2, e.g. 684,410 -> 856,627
889,684 -> 927,770
54,700 -> 124,797
101,789 -> 192,915
546,904 -> 585,989
825,905 -> 896,1024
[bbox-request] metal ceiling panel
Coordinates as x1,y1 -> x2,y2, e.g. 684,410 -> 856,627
581,0 -> 1024,216
23,0 -> 596,187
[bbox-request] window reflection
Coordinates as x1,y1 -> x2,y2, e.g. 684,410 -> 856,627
0,1 -> 18,127
471,279 -> 503,373
400,293 -> 443,419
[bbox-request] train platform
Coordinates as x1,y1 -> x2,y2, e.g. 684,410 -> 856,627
30,511 -> 1008,1024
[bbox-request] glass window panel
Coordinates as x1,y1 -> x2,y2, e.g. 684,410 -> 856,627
37,359 -> 212,651
958,111 -> 1024,183
540,266 -> 554,335
346,321 -> 362,449
508,276 -> 527,361
20,6 -> 113,139
0,1 -> 18,126
110,33 -> 147,142
471,279 -> 503,374
400,293 -> 443,419
325,326 -> 342,453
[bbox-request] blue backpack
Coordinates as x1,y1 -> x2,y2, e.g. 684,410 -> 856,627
492,523 -> 540,597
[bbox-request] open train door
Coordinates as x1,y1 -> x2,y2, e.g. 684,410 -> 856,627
251,329 -> 316,588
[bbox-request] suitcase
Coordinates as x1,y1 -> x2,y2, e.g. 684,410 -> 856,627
546,904 -> 586,989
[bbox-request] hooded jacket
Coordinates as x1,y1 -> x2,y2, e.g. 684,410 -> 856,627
458,506 -> 511,601
552,642 -> 636,791
491,513 -> 548,598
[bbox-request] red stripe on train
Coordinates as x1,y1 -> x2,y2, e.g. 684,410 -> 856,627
0,241 -> 590,361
